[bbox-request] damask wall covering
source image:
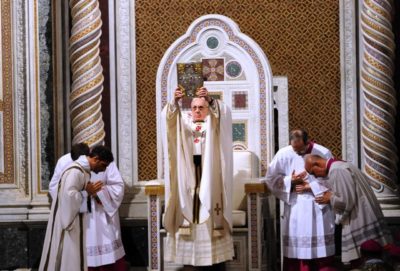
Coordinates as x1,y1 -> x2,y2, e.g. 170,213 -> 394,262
135,0 -> 341,180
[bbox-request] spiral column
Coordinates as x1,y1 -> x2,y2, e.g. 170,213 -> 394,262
69,0 -> 105,147
361,0 -> 399,203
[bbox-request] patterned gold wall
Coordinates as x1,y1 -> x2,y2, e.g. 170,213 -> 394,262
136,0 -> 341,180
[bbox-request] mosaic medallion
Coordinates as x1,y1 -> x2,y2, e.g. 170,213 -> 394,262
206,36 -> 219,49
202,58 -> 224,81
226,60 -> 242,78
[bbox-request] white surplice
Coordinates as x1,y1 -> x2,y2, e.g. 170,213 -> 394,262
161,99 -> 234,266
48,156 -> 125,267
39,155 -> 91,271
264,144 -> 336,259
86,162 -> 125,267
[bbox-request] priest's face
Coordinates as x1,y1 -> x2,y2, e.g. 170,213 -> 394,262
291,137 -> 307,155
289,130 -> 308,155
191,98 -> 209,122
90,157 -> 110,173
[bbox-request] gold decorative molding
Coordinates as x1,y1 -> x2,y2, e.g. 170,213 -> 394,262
245,183 -> 269,194
145,185 -> 165,196
0,0 -> 15,184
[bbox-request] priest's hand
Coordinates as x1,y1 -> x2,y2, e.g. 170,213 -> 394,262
86,181 -> 103,196
291,170 -> 307,185
295,182 -> 311,194
196,87 -> 213,103
196,87 -> 208,98
315,191 -> 332,204
174,87 -> 184,102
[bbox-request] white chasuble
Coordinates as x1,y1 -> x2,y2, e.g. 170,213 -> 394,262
39,156 -> 91,271
161,99 -> 234,266
264,144 -> 336,259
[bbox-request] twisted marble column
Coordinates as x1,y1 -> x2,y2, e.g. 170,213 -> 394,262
361,0 -> 398,201
69,0 -> 105,147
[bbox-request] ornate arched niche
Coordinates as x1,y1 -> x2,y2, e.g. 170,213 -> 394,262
156,14 -> 276,175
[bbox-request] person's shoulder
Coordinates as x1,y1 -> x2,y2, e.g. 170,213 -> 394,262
330,161 -> 352,174
55,153 -> 73,168
105,161 -> 123,175
59,153 -> 72,161
106,161 -> 119,171
312,143 -> 331,155
274,146 -> 294,158
279,145 -> 293,153
62,163 -> 86,178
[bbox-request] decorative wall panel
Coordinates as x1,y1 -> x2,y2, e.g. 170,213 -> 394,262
136,0 -> 341,180
0,0 -> 14,184
38,0 -> 54,191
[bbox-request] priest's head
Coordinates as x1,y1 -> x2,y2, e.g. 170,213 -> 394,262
191,97 -> 209,122
71,142 -> 90,160
87,145 -> 114,173
304,154 -> 328,178
289,128 -> 309,155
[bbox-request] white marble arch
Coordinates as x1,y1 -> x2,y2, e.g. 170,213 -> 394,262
156,14 -> 275,176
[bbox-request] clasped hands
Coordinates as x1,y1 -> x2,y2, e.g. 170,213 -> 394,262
291,170 -> 310,194
292,170 -> 332,204
85,181 -> 103,197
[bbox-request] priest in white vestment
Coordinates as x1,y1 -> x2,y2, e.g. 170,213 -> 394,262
86,162 -> 126,270
48,146 -> 126,270
161,87 -> 234,267
305,155 -> 392,266
263,129 -> 336,271
39,145 -> 114,271
49,143 -> 90,199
